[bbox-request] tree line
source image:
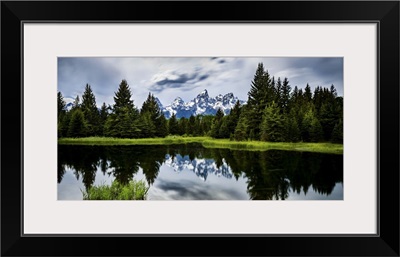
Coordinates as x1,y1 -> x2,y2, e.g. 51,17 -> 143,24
58,62 -> 343,143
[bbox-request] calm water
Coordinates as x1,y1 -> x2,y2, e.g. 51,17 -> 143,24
58,144 -> 343,200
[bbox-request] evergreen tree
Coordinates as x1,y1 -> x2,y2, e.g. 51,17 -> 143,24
168,113 -> 179,135
138,112 -> 156,138
57,92 -> 66,137
188,115 -> 196,136
81,84 -> 100,136
331,119 -> 343,143
194,115 -> 203,136
178,117 -> 188,135
106,80 -> 140,138
71,95 -> 80,111
260,101 -> 285,142
301,108 -> 323,142
210,108 -> 224,138
140,93 -> 164,138
275,77 -> 282,109
309,116 -> 324,142
57,92 -> 66,116
157,115 -> 168,137
67,109 -> 87,137
234,108 -> 249,141
281,77 -> 291,112
248,63 -> 271,107
218,116 -> 230,138
304,83 -> 312,103
99,102 -> 109,135
285,109 -> 301,142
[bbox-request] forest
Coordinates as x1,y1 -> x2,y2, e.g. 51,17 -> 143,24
58,62 -> 343,143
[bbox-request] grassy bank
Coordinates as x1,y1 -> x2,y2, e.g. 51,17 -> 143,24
82,180 -> 148,200
59,136 -> 343,154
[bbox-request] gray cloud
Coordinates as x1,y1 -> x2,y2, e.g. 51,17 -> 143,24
58,57 -> 343,108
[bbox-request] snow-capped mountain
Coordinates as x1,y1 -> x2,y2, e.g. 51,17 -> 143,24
164,154 -> 233,181
161,89 -> 246,119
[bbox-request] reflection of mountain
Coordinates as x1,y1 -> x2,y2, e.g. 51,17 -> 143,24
164,154 -> 233,181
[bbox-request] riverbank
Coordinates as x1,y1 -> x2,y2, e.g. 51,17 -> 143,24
58,136 -> 343,154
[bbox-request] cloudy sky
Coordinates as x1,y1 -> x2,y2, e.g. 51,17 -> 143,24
58,57 -> 343,107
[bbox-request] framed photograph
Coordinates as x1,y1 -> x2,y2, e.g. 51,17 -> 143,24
2,1 -> 399,256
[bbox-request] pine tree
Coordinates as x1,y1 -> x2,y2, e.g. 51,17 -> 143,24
304,83 -> 312,103
260,101 -> 285,142
81,84 -> 100,136
57,92 -> 66,137
210,108 -> 224,138
99,102 -> 109,135
331,119 -> 343,143
67,109 -> 87,137
234,108 -> 249,141
157,114 -> 168,138
140,93 -> 163,138
188,115 -> 196,136
105,80 -> 140,138
218,116 -> 230,138
178,117 -> 188,135
248,63 -> 271,107
285,109 -> 301,142
247,63 -> 276,139
309,117 -> 324,142
168,113 -> 179,135
281,77 -> 291,112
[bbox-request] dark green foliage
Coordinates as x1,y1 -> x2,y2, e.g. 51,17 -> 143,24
81,84 -> 101,136
260,101 -> 285,142
140,93 -> 167,138
168,113 -> 179,135
113,79 -> 135,114
58,62 -> 342,143
104,80 -> 140,138
178,117 -> 188,135
210,108 -> 224,138
331,119 -> 343,143
234,111 -> 249,141
281,78 -> 291,112
304,83 -> 312,102
99,103 -> 109,135
58,92 -> 67,138
246,63 -> 276,139
187,115 -> 196,136
285,110 -> 301,142
67,109 -> 87,137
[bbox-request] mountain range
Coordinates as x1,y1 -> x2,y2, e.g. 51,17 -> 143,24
158,89 -> 246,118
64,89 -> 246,118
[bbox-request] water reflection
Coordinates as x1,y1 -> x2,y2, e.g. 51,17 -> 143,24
58,144 -> 343,200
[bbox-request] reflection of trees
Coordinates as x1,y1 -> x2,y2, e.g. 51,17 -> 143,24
220,149 -> 343,200
138,147 -> 165,185
57,145 -> 102,191
58,144 -> 343,200
105,146 -> 140,185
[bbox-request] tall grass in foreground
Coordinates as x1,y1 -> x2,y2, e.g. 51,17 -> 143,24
82,180 -> 149,200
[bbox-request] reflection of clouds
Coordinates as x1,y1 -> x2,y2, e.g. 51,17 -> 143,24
148,178 -> 247,200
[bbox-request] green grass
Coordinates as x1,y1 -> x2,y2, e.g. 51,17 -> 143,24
59,136 -> 208,146
59,136 -> 343,154
82,180 -> 149,200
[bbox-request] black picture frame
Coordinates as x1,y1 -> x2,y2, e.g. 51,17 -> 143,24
1,1 -> 399,256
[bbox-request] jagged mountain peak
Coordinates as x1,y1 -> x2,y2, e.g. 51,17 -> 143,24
160,89 -> 246,119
